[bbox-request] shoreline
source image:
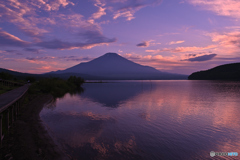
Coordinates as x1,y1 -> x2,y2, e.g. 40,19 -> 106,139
0,94 -> 71,160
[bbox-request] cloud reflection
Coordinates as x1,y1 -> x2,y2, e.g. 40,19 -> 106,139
41,81 -> 240,159
80,82 -> 155,108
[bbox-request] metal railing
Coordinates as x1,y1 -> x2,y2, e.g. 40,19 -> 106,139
0,84 -> 29,146
0,79 -> 24,87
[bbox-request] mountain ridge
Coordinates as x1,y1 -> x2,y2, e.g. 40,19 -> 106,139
51,52 -> 187,80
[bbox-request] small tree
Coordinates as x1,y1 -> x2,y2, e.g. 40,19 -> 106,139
0,72 -> 13,80
67,76 -> 84,87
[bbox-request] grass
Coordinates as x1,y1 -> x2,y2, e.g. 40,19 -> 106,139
0,84 -> 18,95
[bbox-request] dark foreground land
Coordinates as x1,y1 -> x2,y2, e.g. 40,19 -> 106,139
0,94 -> 71,160
188,62 -> 240,80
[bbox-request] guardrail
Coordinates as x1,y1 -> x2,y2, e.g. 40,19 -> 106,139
0,84 -> 29,146
0,79 -> 24,87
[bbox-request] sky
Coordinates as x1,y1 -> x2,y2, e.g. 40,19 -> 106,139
0,0 -> 240,75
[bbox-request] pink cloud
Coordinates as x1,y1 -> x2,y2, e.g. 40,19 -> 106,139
145,45 -> 217,54
35,0 -> 74,11
0,0 -> 50,37
169,40 -> 185,45
113,10 -> 136,21
207,30 -> 240,55
90,0 -> 107,20
121,53 -> 190,73
55,13 -> 103,34
0,0 -> 74,39
91,7 -> 106,19
121,52 -> 225,74
188,0 -> 240,18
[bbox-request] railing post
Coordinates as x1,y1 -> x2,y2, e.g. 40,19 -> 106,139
16,101 -> 19,116
11,105 -> 14,123
15,103 -> 18,119
0,114 -> 3,146
6,109 -> 10,129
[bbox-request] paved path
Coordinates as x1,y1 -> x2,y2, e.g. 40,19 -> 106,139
0,84 -> 30,113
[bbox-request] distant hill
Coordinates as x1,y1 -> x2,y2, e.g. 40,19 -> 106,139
51,52 -> 187,80
188,63 -> 240,80
0,68 -> 101,80
0,68 -> 40,79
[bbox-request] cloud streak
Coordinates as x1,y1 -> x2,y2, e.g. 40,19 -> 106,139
0,29 -> 30,47
146,45 -> 216,54
183,54 -> 217,62
24,48 -> 41,54
26,56 -> 92,61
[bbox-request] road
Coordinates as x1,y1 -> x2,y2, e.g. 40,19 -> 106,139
0,84 -> 29,113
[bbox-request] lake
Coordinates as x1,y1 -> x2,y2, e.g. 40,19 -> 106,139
40,80 -> 240,160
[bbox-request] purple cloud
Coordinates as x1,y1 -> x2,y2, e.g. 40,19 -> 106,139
26,57 -> 53,61
24,48 -> 40,54
5,50 -> 17,53
26,56 -> 92,61
184,54 -> 217,62
136,41 -> 150,47
0,29 -> 30,47
36,30 -> 117,50
4,49 -> 23,55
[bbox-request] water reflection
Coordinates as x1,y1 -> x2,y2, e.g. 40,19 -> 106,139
80,82 -> 155,108
41,80 -> 240,160
46,86 -> 85,109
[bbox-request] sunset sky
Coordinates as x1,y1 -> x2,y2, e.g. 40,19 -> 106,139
1,0 -> 240,74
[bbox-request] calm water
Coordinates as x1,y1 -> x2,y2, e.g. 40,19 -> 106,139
40,80 -> 240,160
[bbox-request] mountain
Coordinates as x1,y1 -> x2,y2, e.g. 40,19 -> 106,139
0,68 -> 62,81
51,53 -> 187,80
188,63 -> 240,80
0,68 -> 40,79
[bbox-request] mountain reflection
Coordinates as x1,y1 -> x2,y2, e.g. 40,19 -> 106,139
79,82 -> 155,108
41,81 -> 240,160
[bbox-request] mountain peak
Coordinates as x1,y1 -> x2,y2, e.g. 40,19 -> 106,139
96,52 -> 126,62
103,52 -> 119,56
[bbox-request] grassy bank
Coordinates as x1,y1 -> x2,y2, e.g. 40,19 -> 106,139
0,94 -> 71,160
28,76 -> 84,98
0,76 -> 85,160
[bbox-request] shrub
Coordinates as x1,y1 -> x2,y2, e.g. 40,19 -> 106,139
29,76 -> 84,98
